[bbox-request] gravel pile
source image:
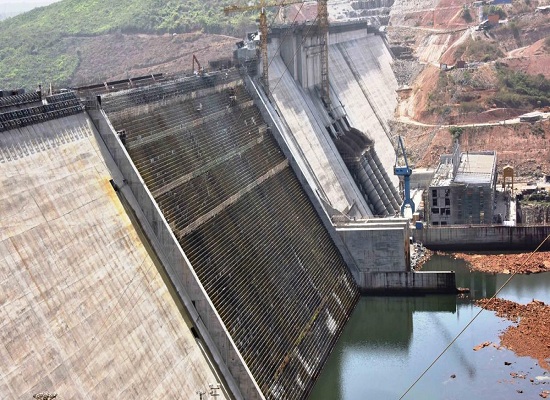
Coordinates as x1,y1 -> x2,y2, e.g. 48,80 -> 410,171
392,59 -> 424,86
410,242 -> 432,270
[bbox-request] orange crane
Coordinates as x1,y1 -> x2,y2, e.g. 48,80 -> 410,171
192,54 -> 203,76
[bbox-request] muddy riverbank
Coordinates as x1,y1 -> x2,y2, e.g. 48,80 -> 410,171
477,298 -> 550,372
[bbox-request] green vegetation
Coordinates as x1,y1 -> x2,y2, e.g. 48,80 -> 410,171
491,64 -> 550,108
531,124 -> 545,138
455,39 -> 505,62
461,8 -> 473,23
489,5 -> 506,19
449,126 -> 463,140
459,40 -> 504,62
524,190 -> 550,205
459,101 -> 483,114
426,72 -> 453,116
493,20 -> 525,47
482,5 -> 506,19
0,0 -> 252,89
509,22 -> 522,46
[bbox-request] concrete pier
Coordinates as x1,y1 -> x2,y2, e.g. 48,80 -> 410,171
361,271 -> 457,295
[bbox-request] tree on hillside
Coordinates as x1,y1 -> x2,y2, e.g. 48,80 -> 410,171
483,5 -> 507,19
449,126 -> 463,140
462,8 -> 473,23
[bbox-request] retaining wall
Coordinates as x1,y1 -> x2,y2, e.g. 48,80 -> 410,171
361,271 -> 457,294
336,224 -> 409,273
413,225 -> 550,250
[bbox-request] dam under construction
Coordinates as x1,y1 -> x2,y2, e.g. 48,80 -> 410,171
0,11 -> 490,400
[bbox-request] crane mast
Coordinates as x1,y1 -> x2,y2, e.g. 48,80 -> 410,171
224,1 -> 304,95
318,0 -> 330,107
259,9 -> 269,92
394,136 -> 415,217
225,0 -> 329,103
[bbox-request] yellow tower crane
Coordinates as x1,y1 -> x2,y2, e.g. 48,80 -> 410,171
224,0 -> 330,104
224,1 -> 288,94
318,0 -> 330,107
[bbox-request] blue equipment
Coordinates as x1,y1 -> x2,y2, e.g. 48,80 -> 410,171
394,136 -> 415,216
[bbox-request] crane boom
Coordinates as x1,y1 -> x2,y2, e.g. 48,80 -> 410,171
224,0 -> 304,94
396,135 -> 410,171
192,54 -> 202,75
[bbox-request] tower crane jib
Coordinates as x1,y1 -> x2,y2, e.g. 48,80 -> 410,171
224,0 -> 304,95
224,0 -> 330,104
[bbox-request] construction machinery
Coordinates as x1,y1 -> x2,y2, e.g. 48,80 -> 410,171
224,0 -> 330,104
394,135 -> 415,216
192,54 -> 204,76
224,1 -> 276,93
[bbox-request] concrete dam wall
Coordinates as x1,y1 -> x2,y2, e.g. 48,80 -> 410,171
329,32 -> 400,191
0,98 -> 225,398
269,26 -> 402,218
101,70 -> 359,400
269,54 -> 373,218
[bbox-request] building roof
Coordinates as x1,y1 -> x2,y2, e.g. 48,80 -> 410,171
429,151 -> 496,187
454,152 -> 496,185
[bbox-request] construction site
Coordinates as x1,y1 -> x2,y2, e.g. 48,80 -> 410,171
1,0 -> 550,399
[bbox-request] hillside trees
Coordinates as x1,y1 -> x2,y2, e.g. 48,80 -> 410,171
492,64 -> 550,108
0,0 -> 251,89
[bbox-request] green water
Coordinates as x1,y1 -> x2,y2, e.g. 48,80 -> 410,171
309,254 -> 550,399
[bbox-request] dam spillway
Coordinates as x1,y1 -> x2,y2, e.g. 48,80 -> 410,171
101,70 -> 360,399
267,25 -> 402,218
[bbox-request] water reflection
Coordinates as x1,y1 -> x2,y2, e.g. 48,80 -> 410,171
342,296 -> 457,352
309,254 -> 550,400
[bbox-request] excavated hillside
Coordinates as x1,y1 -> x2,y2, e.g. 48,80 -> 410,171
68,32 -> 237,87
389,0 -> 550,182
390,0 -> 550,125
391,119 -> 550,180
389,2 -> 550,378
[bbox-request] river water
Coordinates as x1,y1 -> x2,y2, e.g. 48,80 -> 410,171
309,254 -> 550,399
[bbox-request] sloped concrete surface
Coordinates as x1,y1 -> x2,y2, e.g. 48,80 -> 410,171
269,55 -> 372,217
329,33 -> 400,189
0,115 -> 224,399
